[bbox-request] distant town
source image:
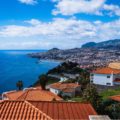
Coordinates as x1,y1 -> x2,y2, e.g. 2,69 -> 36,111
29,39 -> 120,69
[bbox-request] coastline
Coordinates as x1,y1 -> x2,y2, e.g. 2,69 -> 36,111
39,59 -> 65,63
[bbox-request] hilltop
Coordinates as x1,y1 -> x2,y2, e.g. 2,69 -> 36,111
82,39 -> 120,49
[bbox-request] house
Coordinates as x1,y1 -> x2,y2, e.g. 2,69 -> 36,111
49,82 -> 81,97
109,95 -> 120,102
2,86 -> 62,101
0,100 -> 97,120
90,67 -> 120,86
60,76 -> 68,82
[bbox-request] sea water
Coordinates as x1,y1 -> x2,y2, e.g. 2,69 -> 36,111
0,50 -> 60,93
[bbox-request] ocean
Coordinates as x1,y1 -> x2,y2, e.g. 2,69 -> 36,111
0,50 -> 60,93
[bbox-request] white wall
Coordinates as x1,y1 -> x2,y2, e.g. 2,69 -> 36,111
91,74 -> 113,86
49,88 -> 60,95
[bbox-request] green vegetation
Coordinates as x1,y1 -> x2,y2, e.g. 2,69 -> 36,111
101,100 -> 120,119
70,97 -> 83,102
34,74 -> 59,87
16,80 -> 23,90
82,84 -> 102,112
100,87 -> 120,100
47,62 -> 82,74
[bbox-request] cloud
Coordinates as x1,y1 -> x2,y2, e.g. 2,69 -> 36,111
18,0 -> 37,5
52,0 -> 105,15
52,0 -> 120,16
103,4 -> 120,16
0,18 -> 120,49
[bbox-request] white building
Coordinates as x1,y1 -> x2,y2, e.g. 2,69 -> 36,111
90,67 -> 120,86
49,82 -> 81,97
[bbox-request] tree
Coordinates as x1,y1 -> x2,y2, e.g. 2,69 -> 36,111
16,80 -> 23,90
39,74 -> 48,90
101,99 -> 120,119
82,84 -> 102,112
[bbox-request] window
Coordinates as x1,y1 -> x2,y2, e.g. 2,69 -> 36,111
91,74 -> 94,76
106,83 -> 111,86
107,75 -> 110,78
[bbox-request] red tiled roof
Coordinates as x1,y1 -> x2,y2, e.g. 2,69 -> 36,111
50,82 -> 80,91
62,88 -> 74,93
110,95 -> 120,102
30,101 -> 97,120
17,89 -> 62,101
0,101 -> 52,120
0,101 -> 97,120
3,91 -> 24,100
3,87 -> 62,101
92,67 -> 120,74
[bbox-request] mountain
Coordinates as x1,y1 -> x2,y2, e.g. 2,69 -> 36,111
82,39 -> 120,49
82,42 -> 96,48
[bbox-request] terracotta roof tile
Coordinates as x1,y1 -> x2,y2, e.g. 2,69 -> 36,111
50,82 -> 80,90
17,89 -> 62,101
0,101 -> 97,120
0,101 -> 53,120
110,95 -> 120,102
92,67 -> 120,74
30,101 -> 97,120
3,91 -> 24,100
3,87 -> 62,101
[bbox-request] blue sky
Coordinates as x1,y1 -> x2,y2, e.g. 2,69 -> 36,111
0,0 -> 120,49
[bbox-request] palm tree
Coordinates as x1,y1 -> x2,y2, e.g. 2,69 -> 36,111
16,80 -> 23,90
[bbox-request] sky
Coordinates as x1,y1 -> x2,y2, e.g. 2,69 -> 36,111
0,0 -> 120,50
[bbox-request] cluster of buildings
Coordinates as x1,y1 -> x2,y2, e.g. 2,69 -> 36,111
0,86 -> 99,120
0,82 -> 113,120
30,47 -> 120,69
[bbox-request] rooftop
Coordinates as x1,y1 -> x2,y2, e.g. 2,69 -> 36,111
0,100 -> 97,120
110,95 -> 120,102
92,67 -> 120,74
3,87 -> 62,101
0,100 -> 52,120
50,82 -> 80,91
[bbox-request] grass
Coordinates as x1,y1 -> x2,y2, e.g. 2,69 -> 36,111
100,87 -> 120,100
70,97 -> 83,102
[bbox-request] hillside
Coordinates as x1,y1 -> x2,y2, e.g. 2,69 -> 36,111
82,39 -> 120,49
29,39 -> 120,68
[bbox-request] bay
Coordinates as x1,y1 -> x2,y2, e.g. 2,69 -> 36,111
0,50 -> 60,93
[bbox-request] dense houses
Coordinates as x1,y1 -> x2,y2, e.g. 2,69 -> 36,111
30,47 -> 120,68
90,62 -> 120,86
49,82 -> 81,97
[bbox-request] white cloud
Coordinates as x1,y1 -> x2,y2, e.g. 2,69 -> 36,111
52,0 -> 105,15
0,18 -> 120,49
52,0 -> 120,16
18,0 -> 37,5
103,4 -> 120,16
